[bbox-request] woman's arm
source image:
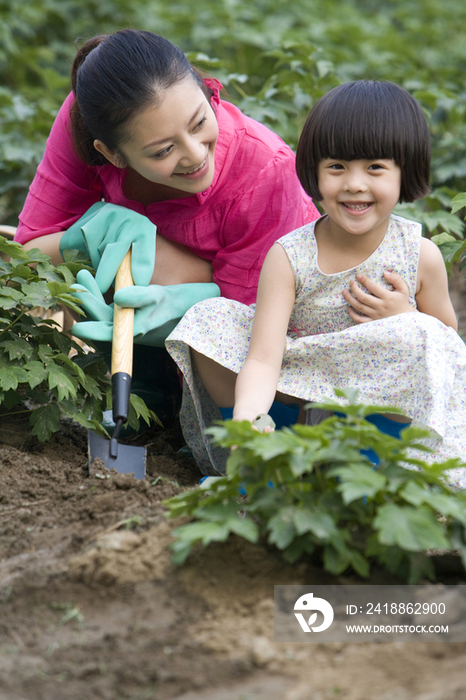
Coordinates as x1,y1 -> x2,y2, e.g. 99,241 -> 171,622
233,243 -> 295,422
21,231 -> 67,266
15,94 -> 103,247
416,237 -> 458,329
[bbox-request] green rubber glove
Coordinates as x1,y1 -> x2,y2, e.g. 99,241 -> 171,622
71,269 -> 220,347
71,269 -> 114,324
59,202 -> 156,293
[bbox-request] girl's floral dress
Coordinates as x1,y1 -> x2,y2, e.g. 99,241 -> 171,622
166,215 -> 466,488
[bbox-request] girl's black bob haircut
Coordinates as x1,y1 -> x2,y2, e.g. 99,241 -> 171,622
296,80 -> 431,203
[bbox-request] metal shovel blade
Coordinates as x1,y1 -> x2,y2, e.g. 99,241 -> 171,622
88,429 -> 147,480
87,250 -> 147,481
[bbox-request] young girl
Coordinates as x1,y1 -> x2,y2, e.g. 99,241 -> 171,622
166,80 -> 466,489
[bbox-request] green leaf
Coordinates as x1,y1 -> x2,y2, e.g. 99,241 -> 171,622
227,517 -> 259,543
23,360 -> 48,388
436,239 -> 465,265
0,337 -> 33,361
373,503 -> 450,551
292,508 -> 338,541
348,549 -> 371,578
47,363 -> 78,400
267,507 -> 297,549
421,210 -> 465,237
164,492 -> 199,515
324,538 -> 370,577
79,372 -> 106,400
55,352 -> 86,383
51,331 -> 74,356
172,521 -> 231,545
323,543 -> 351,576
171,539 -> 194,566
169,388 -> 464,580
69,413 -> 103,433
0,364 -> 29,390
365,538 -> 406,576
38,344 -> 55,363
398,480 -> 431,506
329,463 -> 387,503
29,403 -> 61,442
400,481 -> 466,524
406,552 -> 436,585
282,536 -> 315,564
0,237 -> 32,260
246,430 -> 310,461
129,392 -> 162,427
0,285 -> 23,309
20,280 -> 52,308
197,501 -> 243,522
451,193 -> 466,215
431,232 -> 457,246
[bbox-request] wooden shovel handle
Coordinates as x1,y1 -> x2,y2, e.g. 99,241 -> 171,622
111,250 -> 134,376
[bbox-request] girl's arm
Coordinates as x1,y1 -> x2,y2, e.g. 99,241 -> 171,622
415,237 -> 458,329
233,243 -> 295,423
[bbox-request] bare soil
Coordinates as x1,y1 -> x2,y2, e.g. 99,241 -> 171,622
1,270 -> 466,700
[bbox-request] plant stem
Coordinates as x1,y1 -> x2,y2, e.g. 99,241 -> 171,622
230,80 -> 249,99
0,308 -> 28,338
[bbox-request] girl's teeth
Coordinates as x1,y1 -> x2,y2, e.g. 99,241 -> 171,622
345,203 -> 370,210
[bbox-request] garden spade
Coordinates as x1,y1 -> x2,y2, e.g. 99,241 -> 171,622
88,250 -> 147,479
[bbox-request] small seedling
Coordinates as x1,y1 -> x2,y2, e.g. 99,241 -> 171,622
151,475 -> 179,488
119,516 -> 144,530
50,602 -> 84,627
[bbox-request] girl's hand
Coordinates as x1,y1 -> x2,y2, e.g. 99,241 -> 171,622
343,271 -> 415,323
232,413 -> 275,433
230,413 -> 275,451
252,413 -> 276,433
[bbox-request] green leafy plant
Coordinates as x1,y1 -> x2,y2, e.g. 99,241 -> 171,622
164,389 -> 466,584
395,187 -> 465,239
432,192 -> 466,275
0,236 -> 152,440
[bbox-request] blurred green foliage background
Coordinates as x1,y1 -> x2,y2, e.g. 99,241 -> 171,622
1,0 -> 466,237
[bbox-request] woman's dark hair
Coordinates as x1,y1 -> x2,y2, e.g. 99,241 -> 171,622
296,80 -> 431,203
70,29 -> 213,165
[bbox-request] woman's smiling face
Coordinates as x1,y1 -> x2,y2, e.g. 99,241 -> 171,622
94,76 -> 219,195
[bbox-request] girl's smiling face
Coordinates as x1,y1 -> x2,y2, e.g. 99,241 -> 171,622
94,76 -> 218,196
317,158 -> 402,241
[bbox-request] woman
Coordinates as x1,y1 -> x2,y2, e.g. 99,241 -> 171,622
16,28 -> 319,303
15,29 -> 319,421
